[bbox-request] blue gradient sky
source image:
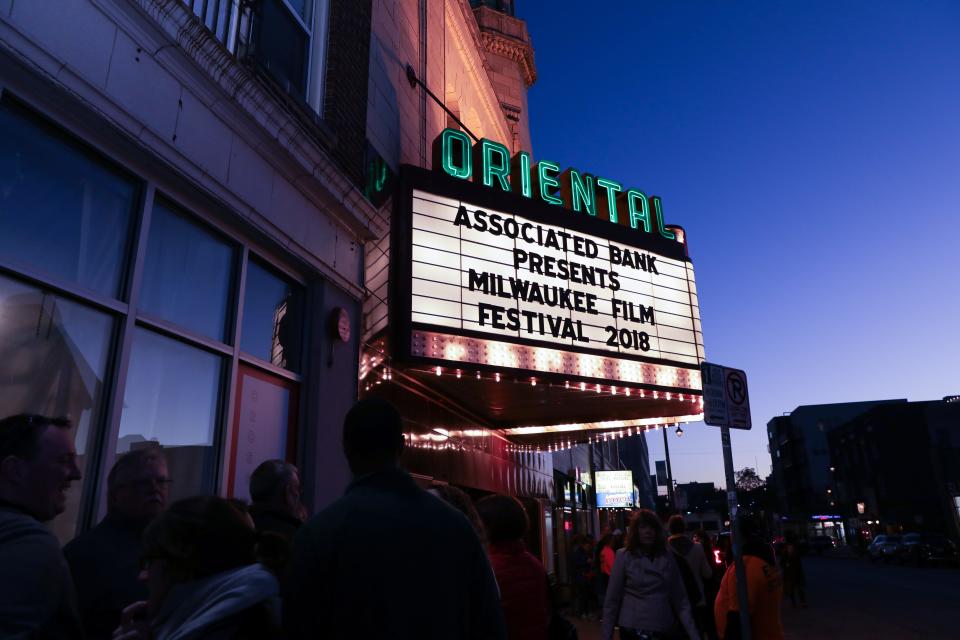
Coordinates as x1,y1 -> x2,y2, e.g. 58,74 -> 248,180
521,1 -> 960,486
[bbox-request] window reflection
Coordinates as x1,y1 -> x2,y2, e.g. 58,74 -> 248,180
118,328 -> 222,502
0,273 -> 114,543
241,260 -> 303,372
0,99 -> 138,298
139,202 -> 235,342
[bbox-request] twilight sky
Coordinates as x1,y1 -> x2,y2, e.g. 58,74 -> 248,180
520,1 -> 960,487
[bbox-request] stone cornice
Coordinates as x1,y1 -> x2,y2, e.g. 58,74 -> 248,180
479,31 -> 537,87
127,0 -> 386,239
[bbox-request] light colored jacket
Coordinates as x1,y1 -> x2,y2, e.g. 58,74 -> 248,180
602,547 -> 699,640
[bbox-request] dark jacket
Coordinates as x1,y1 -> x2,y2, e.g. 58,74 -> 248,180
249,506 -> 301,543
488,540 -> 550,640
63,513 -> 149,639
151,563 -> 280,640
0,502 -> 85,639
283,468 -> 506,639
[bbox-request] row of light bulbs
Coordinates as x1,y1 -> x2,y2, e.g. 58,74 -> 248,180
430,365 -> 703,405
505,422 -> 686,454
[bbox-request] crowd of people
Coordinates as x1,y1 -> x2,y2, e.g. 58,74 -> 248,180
0,402 -> 787,640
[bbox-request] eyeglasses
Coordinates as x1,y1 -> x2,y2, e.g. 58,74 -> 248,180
122,477 -> 173,491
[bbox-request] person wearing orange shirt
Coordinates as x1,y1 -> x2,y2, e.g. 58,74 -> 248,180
714,515 -> 783,640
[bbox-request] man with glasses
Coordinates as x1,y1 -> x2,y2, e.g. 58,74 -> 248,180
0,413 -> 84,638
64,446 -> 170,639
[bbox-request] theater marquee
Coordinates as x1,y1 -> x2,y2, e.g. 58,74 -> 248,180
392,163 -> 705,397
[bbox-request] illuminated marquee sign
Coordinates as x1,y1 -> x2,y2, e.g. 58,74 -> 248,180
596,470 -> 635,508
392,133 -> 704,397
434,128 -> 678,239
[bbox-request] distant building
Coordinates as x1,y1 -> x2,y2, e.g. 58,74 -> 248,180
828,398 -> 960,541
767,399 -> 906,541
618,434 -> 655,510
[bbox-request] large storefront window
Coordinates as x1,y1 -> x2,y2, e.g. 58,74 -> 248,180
0,95 -> 309,542
118,328 -> 223,502
139,202 -> 236,342
241,259 -> 303,372
0,99 -> 137,298
0,274 -> 115,542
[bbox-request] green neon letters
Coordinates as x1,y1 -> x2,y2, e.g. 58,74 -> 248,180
596,178 -> 622,223
651,196 -> 676,240
511,151 -> 532,198
536,161 -> 563,205
475,139 -> 511,191
436,128 -> 472,179
431,127 -> 681,241
625,190 -> 651,233
568,170 -> 597,216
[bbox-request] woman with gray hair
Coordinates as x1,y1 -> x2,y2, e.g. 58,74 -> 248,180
602,509 -> 699,640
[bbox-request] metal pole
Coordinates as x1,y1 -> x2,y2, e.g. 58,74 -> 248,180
662,426 -> 675,509
722,426 -> 753,640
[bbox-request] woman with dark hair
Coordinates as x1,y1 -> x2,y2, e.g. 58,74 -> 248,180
428,483 -> 487,545
112,496 -> 281,640
476,494 -> 549,640
602,509 -> 699,640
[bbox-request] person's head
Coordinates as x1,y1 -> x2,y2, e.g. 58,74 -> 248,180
693,529 -> 713,552
476,494 -> 529,545
428,484 -> 486,544
140,496 -> 256,616
667,514 -> 687,536
625,509 -> 667,555
107,447 -> 169,522
611,528 -> 624,550
0,414 -> 80,522
249,459 -> 301,519
342,398 -> 404,476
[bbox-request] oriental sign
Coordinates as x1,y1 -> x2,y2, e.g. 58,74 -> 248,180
393,158 -> 704,394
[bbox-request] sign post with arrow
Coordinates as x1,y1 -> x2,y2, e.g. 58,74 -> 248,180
701,361 -> 754,639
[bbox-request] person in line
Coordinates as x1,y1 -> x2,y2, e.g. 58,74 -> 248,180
602,509 -> 699,640
692,529 -> 721,640
668,515 -> 714,637
283,397 -> 506,639
112,496 -> 281,640
714,515 -> 784,640
428,483 -> 487,544
571,534 -> 596,619
779,531 -> 807,608
247,459 -> 303,578
596,532 -> 615,605
0,413 -> 84,639
476,494 -> 550,640
65,447 -> 170,639
248,459 -> 304,542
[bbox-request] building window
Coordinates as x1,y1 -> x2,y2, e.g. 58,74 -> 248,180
139,201 -> 237,342
0,94 -> 313,542
0,99 -> 137,299
184,0 -> 330,113
241,259 -> 304,372
118,328 -> 223,502
0,274 -> 116,543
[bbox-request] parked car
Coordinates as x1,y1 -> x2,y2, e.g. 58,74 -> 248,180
809,535 -> 837,555
902,533 -> 959,565
867,534 -> 905,562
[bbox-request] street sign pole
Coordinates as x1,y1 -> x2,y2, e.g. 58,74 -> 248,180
722,426 -> 753,640
661,425 -> 675,508
703,362 -> 754,639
